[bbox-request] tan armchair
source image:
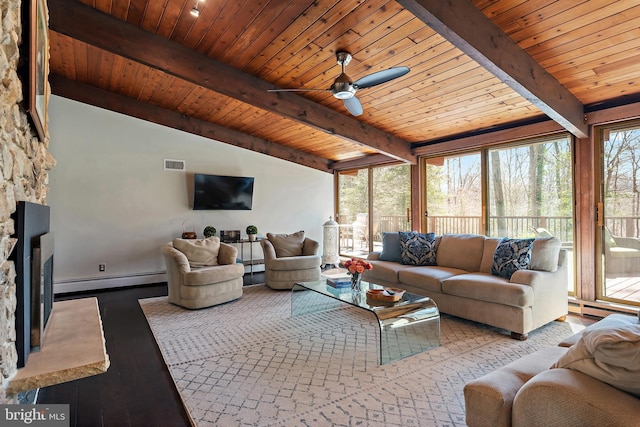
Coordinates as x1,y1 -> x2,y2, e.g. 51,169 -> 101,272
604,228 -> 640,275
162,237 -> 244,309
260,231 -> 322,290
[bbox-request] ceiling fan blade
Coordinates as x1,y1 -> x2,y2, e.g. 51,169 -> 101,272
267,88 -> 330,92
353,66 -> 410,89
343,96 -> 363,116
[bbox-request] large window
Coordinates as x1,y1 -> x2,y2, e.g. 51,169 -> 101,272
423,135 -> 575,294
487,138 -> 573,242
424,153 -> 482,234
337,164 -> 411,256
599,123 -> 640,306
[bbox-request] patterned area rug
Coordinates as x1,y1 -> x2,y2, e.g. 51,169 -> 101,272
139,284 -> 584,427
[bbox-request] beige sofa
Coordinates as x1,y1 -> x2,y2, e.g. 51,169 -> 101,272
362,233 -> 568,339
464,313 -> 640,427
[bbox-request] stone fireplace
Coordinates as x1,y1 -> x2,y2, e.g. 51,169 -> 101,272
0,0 -> 56,403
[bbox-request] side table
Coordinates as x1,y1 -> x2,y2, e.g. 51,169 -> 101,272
240,239 -> 264,284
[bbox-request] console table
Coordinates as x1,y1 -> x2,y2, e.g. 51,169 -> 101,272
6,297 -> 110,395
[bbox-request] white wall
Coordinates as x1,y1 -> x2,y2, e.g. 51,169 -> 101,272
47,96 -> 334,292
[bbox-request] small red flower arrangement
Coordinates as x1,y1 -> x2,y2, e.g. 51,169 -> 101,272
342,258 -> 373,275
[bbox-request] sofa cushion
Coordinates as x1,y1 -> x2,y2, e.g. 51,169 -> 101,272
530,237 -> 561,272
551,324 -> 640,397
442,273 -> 534,308
365,260 -> 416,284
399,231 -> 437,265
399,266 -> 465,293
269,255 -> 321,271
173,237 -> 220,267
492,238 -> 534,279
267,231 -> 305,257
379,232 -> 402,262
437,234 -> 486,271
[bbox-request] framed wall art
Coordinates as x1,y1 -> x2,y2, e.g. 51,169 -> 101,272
28,0 -> 49,142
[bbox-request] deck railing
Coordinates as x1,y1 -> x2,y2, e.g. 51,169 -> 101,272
338,214 -> 640,253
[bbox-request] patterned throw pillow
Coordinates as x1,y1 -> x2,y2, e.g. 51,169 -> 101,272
492,237 -> 534,279
399,231 -> 437,266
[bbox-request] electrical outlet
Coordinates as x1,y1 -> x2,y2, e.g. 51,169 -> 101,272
99,263 -> 106,272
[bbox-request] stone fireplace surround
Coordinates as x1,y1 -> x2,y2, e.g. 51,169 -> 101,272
1,0 -> 56,402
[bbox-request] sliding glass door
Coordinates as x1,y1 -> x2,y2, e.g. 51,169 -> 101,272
337,164 -> 411,257
599,123 -> 640,306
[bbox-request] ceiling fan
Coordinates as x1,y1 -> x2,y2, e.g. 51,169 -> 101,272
267,51 -> 410,116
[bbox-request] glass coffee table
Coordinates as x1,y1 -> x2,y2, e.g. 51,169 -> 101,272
291,280 -> 440,364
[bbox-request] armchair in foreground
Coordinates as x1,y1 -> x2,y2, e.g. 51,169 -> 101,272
260,231 -> 322,290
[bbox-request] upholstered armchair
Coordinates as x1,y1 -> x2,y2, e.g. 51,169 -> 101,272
260,231 -> 322,290
162,237 -> 244,309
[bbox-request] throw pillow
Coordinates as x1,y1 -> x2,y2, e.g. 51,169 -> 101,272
379,232 -> 402,263
551,325 -> 640,397
267,230 -> 305,257
399,231 -> 437,266
491,237 -> 534,279
173,237 -> 220,267
529,236 -> 561,272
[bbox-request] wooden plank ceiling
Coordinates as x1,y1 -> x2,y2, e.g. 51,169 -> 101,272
48,0 -> 640,172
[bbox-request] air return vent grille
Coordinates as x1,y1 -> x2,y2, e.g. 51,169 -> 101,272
164,159 -> 185,171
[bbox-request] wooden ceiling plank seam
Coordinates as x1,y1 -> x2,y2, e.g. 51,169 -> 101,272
312,0 -> 396,49
139,0 -> 169,34
244,0 -> 344,75
475,0 -> 546,30
397,0 -> 588,139
227,0 -> 315,71
205,0 -> 272,60
48,0 -> 416,162
153,0 -> 185,40
182,0 -> 228,50
541,32 -> 640,76
49,75 -> 333,172
509,0 -> 623,49
192,0 -> 247,54
110,0 -> 130,21
126,0 -> 148,27
257,0 -> 372,81
527,5 -> 640,62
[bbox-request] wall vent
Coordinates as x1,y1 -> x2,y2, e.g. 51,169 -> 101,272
164,159 -> 185,171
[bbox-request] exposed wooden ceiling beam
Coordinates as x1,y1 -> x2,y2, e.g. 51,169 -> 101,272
48,0 -> 416,164
49,75 -> 333,173
398,0 -> 588,139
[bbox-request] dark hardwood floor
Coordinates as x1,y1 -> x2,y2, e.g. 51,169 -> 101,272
37,272 -> 264,427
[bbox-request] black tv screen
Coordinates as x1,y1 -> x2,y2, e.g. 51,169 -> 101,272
193,174 -> 254,210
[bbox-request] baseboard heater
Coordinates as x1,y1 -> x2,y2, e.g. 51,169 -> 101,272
568,298 -> 638,318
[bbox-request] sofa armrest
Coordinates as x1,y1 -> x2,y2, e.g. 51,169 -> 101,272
367,251 -> 381,261
464,346 -> 567,427
513,368 -> 640,427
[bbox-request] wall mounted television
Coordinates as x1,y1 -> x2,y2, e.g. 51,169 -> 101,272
193,174 -> 254,210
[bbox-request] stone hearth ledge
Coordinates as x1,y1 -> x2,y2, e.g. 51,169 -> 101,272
5,298 -> 110,395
